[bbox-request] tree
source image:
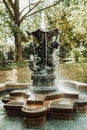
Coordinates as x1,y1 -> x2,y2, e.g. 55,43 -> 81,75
46,0 -> 87,61
3,0 -> 62,62
0,2 -> 7,42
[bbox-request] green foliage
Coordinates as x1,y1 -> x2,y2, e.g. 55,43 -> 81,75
1,0 -> 87,63
0,6 -> 12,42
15,60 -> 29,68
72,48 -> 83,62
22,45 -> 30,59
81,49 -> 87,58
59,44 -> 71,62
46,0 -> 87,62
63,0 -> 70,6
0,51 -> 5,61
6,20 -> 20,33
0,50 -> 7,67
7,47 -> 14,60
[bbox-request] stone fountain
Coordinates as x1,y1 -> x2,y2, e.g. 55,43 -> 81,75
2,27 -> 87,127
26,28 -> 59,93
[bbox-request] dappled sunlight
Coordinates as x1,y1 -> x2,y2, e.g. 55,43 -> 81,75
7,68 -> 18,83
0,67 -> 32,83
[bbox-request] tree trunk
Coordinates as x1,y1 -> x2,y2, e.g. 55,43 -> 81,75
13,0 -> 23,62
14,32 -> 23,61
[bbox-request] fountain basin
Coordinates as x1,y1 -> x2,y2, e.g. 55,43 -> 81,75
47,98 -> 74,120
1,80 -> 87,126
77,84 -> 87,90
4,99 -> 24,110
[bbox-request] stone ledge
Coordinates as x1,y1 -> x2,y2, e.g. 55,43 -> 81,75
0,83 -> 6,92
27,94 -> 46,105
0,82 -> 31,93
6,82 -> 30,89
45,93 -> 63,100
77,84 -> 87,90
64,92 -> 79,99
47,112 -> 72,120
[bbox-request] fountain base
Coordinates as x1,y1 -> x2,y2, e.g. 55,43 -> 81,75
1,80 -> 87,127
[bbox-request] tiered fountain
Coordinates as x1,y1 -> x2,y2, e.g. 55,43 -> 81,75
26,28 -> 59,93
2,13 -> 87,127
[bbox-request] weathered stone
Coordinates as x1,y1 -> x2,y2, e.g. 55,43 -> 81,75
6,82 -> 29,90
77,84 -> 87,90
0,83 -> 6,92
27,28 -> 59,93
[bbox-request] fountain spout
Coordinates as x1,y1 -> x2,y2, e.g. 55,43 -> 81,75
40,11 -> 46,31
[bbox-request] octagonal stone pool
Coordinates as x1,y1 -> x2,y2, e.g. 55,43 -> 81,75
0,81 -> 87,130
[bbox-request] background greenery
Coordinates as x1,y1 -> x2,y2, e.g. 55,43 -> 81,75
0,0 -> 87,63
0,0 -> 87,83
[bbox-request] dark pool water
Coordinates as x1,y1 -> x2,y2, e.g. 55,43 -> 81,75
0,94 -> 87,130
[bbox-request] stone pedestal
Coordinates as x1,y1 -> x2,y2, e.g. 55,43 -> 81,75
31,73 -> 57,93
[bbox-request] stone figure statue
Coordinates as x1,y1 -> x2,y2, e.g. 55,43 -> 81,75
27,28 -> 59,74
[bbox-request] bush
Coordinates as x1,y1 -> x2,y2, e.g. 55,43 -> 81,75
7,47 -> 14,60
0,50 -> 7,67
81,49 -> 87,58
72,48 -> 83,62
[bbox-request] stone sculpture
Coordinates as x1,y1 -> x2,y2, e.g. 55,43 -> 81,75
26,28 -> 59,92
